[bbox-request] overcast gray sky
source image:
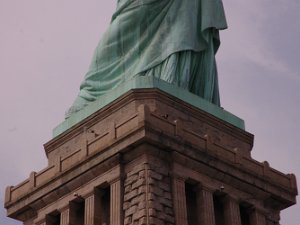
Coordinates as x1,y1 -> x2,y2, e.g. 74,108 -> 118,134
0,1 -> 299,224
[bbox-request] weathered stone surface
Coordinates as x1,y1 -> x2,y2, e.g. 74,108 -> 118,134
4,89 -> 297,225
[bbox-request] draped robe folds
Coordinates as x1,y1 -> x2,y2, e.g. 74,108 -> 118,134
66,0 -> 227,117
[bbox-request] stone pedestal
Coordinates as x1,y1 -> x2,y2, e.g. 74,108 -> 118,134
4,89 -> 297,225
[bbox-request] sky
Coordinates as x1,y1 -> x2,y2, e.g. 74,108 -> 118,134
0,0 -> 299,224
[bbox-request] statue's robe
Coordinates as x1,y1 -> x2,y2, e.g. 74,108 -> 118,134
67,0 -> 227,117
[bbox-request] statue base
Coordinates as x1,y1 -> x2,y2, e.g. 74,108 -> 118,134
5,87 -> 297,225
53,76 -> 245,137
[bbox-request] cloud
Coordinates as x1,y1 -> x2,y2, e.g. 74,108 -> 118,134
222,0 -> 299,81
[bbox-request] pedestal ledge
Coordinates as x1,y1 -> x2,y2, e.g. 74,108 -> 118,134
53,76 -> 245,137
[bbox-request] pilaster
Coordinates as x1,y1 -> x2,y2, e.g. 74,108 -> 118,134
60,207 -> 71,225
196,186 -> 216,225
223,196 -> 242,225
172,177 -> 188,225
84,190 -> 101,225
250,209 -> 266,225
110,180 -> 122,225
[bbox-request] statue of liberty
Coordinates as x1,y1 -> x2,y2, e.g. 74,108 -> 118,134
66,0 -> 227,118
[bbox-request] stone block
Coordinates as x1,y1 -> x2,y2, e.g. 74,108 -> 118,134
137,201 -> 146,210
148,170 -> 163,181
131,194 -> 146,205
149,208 -> 156,217
159,181 -> 170,192
132,209 -> 146,221
125,185 -> 132,194
164,192 -> 172,200
132,178 -> 145,190
139,171 -> 145,178
127,164 -> 146,177
138,217 -> 147,225
158,211 -> 175,223
124,216 -> 132,225
138,186 -> 146,194
124,189 -> 139,202
125,174 -> 139,186
149,186 -> 163,197
125,205 -> 138,217
149,216 -> 164,225
148,201 -> 163,211
123,202 -> 131,211
164,207 -> 173,215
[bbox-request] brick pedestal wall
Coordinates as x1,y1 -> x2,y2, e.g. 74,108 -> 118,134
123,155 -> 175,225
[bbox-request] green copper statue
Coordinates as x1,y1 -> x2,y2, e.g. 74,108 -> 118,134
66,0 -> 227,118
